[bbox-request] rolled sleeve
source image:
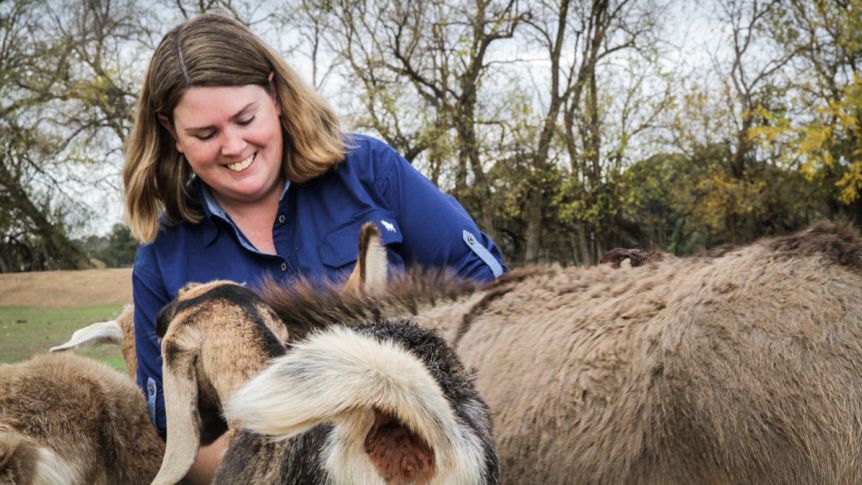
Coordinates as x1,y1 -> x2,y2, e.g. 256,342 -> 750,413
372,141 -> 506,282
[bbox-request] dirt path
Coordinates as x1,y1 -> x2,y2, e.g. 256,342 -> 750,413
0,268 -> 132,307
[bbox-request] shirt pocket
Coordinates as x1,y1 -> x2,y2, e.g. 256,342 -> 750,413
319,213 -> 403,270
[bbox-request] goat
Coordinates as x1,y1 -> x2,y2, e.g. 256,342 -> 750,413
255,221 -> 862,485
49,305 -> 137,378
0,352 -> 163,484
151,278 -> 498,484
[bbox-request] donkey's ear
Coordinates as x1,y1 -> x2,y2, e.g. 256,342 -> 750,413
344,223 -> 388,295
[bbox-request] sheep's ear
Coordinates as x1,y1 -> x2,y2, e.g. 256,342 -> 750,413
344,223 -> 388,295
152,342 -> 201,485
49,320 -> 123,352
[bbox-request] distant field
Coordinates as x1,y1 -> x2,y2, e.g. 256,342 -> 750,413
0,268 -> 133,371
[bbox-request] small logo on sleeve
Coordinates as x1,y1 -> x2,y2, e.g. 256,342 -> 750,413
380,220 -> 397,233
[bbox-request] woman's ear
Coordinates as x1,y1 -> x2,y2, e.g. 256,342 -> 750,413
158,114 -> 184,153
268,72 -> 281,116
158,114 -> 178,141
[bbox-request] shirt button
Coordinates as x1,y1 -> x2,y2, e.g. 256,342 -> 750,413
278,214 -> 286,224
280,262 -> 287,271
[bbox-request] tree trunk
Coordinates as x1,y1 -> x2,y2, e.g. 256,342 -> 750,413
524,188 -> 544,264
0,163 -> 88,270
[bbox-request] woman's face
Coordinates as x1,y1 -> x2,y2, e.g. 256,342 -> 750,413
170,84 -> 284,208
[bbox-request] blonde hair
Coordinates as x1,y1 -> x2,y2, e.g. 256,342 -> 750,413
124,13 -> 345,243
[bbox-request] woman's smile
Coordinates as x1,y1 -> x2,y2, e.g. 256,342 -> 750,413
171,84 -> 284,206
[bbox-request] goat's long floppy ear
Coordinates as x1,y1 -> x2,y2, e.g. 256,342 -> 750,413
344,222 -> 388,295
50,305 -> 138,378
49,319 -> 123,352
152,340 -> 201,485
225,326 -> 485,484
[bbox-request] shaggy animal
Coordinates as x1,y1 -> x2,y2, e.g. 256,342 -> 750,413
0,352 -> 163,484
50,305 -> 137,377
255,221 -> 862,485
151,279 -> 498,485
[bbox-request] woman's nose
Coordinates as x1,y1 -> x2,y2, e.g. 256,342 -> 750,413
220,128 -> 246,157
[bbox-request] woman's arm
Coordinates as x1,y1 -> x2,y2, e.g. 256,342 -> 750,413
372,141 -> 506,282
184,434 -> 228,484
132,248 -> 170,434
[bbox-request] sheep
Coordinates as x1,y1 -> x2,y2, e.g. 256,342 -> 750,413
49,305 -> 137,377
151,278 -> 498,485
0,352 -> 164,484
254,221 -> 862,484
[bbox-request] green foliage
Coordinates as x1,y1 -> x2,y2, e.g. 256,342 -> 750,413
78,223 -> 138,268
748,0 -> 862,223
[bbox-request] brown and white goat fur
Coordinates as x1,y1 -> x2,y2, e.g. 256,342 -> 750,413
256,221 -> 862,485
0,352 -> 163,484
151,278 -> 497,485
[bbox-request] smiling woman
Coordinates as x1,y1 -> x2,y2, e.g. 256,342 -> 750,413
121,12 -> 506,484
166,84 -> 285,253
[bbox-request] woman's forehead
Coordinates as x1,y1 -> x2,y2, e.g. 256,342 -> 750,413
172,84 -> 269,128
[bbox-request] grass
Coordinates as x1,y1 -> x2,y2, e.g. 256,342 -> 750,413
0,305 -> 127,372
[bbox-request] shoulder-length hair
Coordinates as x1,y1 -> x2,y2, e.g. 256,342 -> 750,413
124,13 -> 345,243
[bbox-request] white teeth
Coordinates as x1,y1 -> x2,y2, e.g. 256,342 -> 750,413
227,154 -> 255,172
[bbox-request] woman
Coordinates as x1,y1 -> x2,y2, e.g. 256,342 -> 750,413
123,13 -> 505,483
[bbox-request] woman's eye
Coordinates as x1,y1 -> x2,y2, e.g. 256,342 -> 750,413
195,132 -> 216,141
237,115 -> 255,126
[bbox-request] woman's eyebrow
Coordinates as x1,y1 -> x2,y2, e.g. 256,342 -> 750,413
183,102 -> 258,132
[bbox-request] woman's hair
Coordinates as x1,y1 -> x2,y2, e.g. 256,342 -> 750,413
124,13 -> 345,243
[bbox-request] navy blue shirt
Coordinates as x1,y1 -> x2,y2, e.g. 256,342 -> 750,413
133,134 -> 506,433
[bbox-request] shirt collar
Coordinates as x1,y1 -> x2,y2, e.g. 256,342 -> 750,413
197,179 -> 291,247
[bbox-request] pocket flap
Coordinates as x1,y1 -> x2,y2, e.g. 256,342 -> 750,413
319,215 -> 403,268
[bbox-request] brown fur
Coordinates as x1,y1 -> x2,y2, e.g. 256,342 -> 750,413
0,353 -> 164,484
0,432 -> 39,485
600,248 -> 667,268
116,305 -> 137,377
152,280 -> 291,485
259,267 -> 481,342
155,280 -> 498,485
261,222 -> 862,484
344,222 -> 376,294
767,220 -> 862,270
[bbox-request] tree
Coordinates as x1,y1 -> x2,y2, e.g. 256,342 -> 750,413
753,0 -> 862,224
318,0 -> 531,240
0,0 -> 90,271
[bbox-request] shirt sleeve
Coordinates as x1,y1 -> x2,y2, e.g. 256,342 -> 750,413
132,245 -> 170,435
372,141 -> 507,282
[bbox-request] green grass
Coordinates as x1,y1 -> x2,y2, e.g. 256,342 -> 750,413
0,305 -> 127,372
